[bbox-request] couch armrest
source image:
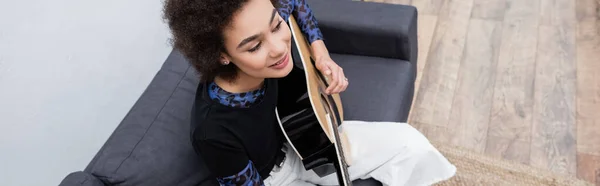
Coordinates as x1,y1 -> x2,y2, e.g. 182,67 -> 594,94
307,0 -> 418,65
59,171 -> 106,186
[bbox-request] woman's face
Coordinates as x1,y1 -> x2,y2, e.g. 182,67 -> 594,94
221,0 -> 294,80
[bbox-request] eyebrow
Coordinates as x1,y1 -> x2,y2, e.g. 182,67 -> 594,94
236,8 -> 278,49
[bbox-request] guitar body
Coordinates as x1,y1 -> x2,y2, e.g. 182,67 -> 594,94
274,16 -> 353,186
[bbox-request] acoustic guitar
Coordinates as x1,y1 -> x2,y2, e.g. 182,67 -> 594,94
274,15 -> 353,186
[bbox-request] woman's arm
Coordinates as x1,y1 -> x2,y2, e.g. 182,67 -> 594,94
216,160 -> 264,186
287,0 -> 329,60
288,0 -> 324,43
309,40 -> 330,63
274,0 -> 328,60
289,0 -> 348,94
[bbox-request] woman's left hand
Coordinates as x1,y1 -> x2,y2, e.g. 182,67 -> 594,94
315,56 -> 348,95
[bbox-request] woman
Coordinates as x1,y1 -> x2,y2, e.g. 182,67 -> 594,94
163,0 -> 456,185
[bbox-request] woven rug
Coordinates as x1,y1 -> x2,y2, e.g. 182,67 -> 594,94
429,141 -> 594,186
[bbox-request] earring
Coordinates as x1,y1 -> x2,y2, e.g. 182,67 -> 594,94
222,61 -> 230,65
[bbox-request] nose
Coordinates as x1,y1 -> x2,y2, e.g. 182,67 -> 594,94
267,38 -> 287,59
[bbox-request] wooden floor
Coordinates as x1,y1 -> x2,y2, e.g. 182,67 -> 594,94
366,0 -> 600,184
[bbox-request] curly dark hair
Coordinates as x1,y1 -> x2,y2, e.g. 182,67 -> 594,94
163,0 -> 256,82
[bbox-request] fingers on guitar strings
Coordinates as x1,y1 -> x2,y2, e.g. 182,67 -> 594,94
336,67 -> 347,93
326,65 -> 348,94
326,65 -> 339,94
319,62 -> 332,76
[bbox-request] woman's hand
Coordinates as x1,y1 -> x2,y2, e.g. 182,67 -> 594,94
315,56 -> 348,95
310,40 -> 348,94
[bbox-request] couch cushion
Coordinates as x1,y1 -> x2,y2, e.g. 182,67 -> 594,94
331,53 -> 415,123
59,171 -> 105,186
307,0 -> 419,66
83,50 -> 218,186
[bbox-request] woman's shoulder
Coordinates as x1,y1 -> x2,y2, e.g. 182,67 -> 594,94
190,78 -> 279,139
190,82 -> 230,139
190,105 -> 240,149
189,81 -> 264,134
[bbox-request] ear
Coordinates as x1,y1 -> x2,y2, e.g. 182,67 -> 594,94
220,53 -> 232,65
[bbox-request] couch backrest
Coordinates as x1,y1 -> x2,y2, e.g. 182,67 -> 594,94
84,50 -> 218,186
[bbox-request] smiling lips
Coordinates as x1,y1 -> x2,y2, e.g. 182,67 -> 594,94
269,52 -> 289,69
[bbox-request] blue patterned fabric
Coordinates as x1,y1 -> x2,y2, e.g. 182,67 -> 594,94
208,82 -> 266,108
275,0 -> 324,43
216,160 -> 264,186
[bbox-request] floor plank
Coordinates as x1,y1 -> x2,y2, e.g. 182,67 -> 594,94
539,0 -> 577,27
576,0 -> 600,158
417,124 -> 452,145
485,0 -> 539,164
411,0 -> 444,15
577,153 -> 600,185
410,0 -> 473,137
530,24 -> 577,176
471,0 -> 507,20
408,14 -> 438,123
575,0 -> 600,180
446,18 -> 502,153
575,0 -> 598,20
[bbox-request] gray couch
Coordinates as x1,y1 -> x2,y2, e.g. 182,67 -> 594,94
59,0 -> 418,185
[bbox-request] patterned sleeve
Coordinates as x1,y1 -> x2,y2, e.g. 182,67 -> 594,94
275,0 -> 324,43
217,160 -> 264,186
